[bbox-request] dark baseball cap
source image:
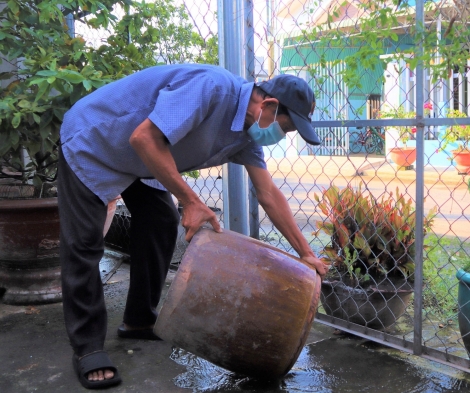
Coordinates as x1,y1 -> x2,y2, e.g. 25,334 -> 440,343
258,74 -> 321,145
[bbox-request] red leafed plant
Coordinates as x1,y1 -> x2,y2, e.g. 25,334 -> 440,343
313,183 -> 437,283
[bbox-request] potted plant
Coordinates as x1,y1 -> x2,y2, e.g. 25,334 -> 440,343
456,260 -> 470,357
313,183 -> 436,329
439,109 -> 470,174
0,1 -> 112,304
0,0 -> 217,304
379,105 -> 419,169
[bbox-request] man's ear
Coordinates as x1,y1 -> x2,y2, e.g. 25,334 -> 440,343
261,97 -> 279,109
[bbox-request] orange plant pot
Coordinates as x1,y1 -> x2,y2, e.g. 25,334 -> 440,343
452,150 -> 470,174
389,147 -> 417,167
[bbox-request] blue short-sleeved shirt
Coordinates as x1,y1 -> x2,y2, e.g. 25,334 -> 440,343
60,64 -> 266,204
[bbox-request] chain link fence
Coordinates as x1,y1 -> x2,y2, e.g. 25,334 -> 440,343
74,0 -> 470,373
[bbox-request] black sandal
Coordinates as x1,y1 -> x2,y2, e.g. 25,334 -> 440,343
117,323 -> 162,340
72,351 -> 122,389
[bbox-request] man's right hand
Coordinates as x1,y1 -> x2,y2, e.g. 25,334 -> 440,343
130,119 -> 222,241
180,199 -> 222,241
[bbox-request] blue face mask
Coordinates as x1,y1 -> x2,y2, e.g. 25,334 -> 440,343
247,106 -> 286,146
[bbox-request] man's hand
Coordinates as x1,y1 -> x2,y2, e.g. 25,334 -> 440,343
181,200 -> 222,242
300,255 -> 329,279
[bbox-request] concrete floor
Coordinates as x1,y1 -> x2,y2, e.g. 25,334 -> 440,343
1,250 -> 470,393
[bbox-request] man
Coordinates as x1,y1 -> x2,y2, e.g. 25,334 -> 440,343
58,63 -> 327,389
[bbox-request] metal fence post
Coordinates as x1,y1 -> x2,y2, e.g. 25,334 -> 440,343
244,0 -> 260,239
413,0 -> 425,356
218,0 -> 249,235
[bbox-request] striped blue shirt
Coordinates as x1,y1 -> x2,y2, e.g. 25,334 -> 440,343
60,64 -> 266,204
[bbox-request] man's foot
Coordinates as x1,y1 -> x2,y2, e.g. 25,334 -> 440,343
72,351 -> 122,389
117,323 -> 162,340
122,322 -> 154,331
86,367 -> 114,382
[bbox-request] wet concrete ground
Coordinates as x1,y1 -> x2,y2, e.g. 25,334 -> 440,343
1,251 -> 470,393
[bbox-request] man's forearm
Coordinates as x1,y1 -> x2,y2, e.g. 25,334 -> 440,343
129,118 -> 198,206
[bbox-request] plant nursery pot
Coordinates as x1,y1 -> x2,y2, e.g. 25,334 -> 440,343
154,227 -> 322,379
389,147 -> 417,168
0,197 -> 62,305
456,269 -> 470,356
452,150 -> 470,175
320,277 -> 413,330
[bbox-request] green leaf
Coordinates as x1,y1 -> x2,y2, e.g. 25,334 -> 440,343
0,131 -> 9,153
39,124 -> 51,139
9,129 -> 19,145
53,108 -> 64,121
36,70 -> 58,77
34,80 -> 51,102
82,79 -> 93,91
12,112 -> 21,128
58,70 -> 85,84
17,99 -> 31,109
7,0 -> 19,14
353,235 -> 372,258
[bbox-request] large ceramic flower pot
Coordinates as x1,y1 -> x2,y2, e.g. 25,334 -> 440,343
452,150 -> 470,175
0,197 -> 62,305
155,228 -> 322,379
320,278 -> 413,330
456,268 -> 470,356
389,147 -> 417,168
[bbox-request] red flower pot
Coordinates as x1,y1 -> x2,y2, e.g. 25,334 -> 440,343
389,147 -> 417,168
452,150 -> 470,174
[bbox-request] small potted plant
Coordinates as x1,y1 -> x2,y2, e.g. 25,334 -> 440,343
379,105 -> 418,168
439,109 -> 470,174
313,183 -> 436,329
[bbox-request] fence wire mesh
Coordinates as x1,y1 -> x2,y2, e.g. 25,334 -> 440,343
69,0 -> 470,373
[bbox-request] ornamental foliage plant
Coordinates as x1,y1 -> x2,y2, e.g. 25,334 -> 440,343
0,0 -> 216,194
439,109 -> 470,153
313,183 -> 437,286
379,105 -> 417,148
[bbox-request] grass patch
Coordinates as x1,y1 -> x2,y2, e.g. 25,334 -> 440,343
423,234 -> 470,321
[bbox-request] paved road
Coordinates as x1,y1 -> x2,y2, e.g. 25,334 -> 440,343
274,173 -> 470,238
186,162 -> 470,239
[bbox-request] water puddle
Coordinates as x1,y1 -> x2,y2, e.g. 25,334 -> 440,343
99,250 -> 126,283
170,339 -> 470,393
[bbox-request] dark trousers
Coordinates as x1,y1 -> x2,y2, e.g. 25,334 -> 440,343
58,151 -> 179,357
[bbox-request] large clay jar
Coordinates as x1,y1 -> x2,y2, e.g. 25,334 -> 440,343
0,197 -> 61,305
155,228 -> 321,379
